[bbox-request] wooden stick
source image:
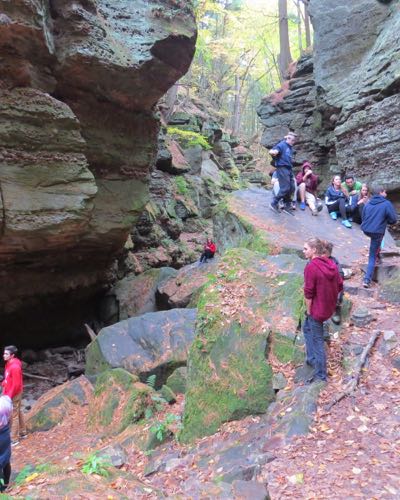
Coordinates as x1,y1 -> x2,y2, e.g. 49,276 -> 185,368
84,323 -> 97,342
325,330 -> 381,411
24,371 -> 56,383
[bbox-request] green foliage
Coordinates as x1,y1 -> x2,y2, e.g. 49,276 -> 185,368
146,374 -> 157,389
174,175 -> 188,195
81,453 -> 112,478
150,414 -> 182,442
167,127 -> 211,150
14,465 -> 35,486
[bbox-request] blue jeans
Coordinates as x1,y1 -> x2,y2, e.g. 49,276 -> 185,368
303,316 -> 327,381
272,167 -> 294,206
364,232 -> 384,283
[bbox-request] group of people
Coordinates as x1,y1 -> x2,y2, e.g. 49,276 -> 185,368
269,132 -> 397,288
0,345 -> 26,492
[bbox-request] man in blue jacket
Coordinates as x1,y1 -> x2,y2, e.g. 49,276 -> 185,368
269,132 -> 296,215
361,185 -> 397,288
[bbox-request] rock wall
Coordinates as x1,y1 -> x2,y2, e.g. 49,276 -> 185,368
0,0 -> 196,346
258,0 -> 400,191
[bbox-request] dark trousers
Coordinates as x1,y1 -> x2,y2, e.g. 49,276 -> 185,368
303,315 -> 327,381
364,232 -> 384,283
327,198 -> 348,219
0,463 -> 11,491
200,249 -> 214,263
272,167 -> 294,206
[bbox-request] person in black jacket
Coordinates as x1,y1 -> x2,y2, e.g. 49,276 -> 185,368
361,185 -> 397,288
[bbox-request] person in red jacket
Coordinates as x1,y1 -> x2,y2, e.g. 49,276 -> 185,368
302,238 -> 343,383
2,346 -> 26,445
296,161 -> 321,215
199,238 -> 217,264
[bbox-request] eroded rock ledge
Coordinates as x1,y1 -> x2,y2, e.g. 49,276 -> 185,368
0,0 -> 196,345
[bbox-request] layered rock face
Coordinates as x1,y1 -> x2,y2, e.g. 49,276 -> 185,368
0,0 -> 196,345
258,0 -> 400,191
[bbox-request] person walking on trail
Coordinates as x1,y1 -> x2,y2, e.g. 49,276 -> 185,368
1,346 -> 26,446
296,161 -> 321,215
269,132 -> 297,215
0,395 -> 12,492
303,238 -> 343,384
361,185 -> 397,288
341,174 -> 363,197
325,175 -> 352,228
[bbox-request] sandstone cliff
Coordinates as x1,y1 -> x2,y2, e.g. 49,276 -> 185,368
258,0 -> 400,192
0,0 -> 196,345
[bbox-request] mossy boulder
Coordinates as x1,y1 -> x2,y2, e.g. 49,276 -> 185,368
88,368 -> 154,436
166,367 -> 187,394
27,376 -> 93,432
379,271 -> 400,304
85,309 -> 197,385
180,249 -> 305,443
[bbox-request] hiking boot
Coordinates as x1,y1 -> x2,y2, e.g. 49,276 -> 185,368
300,201 -> 306,210
269,202 -> 280,214
342,219 -> 352,228
330,211 -> 337,220
363,281 -> 371,289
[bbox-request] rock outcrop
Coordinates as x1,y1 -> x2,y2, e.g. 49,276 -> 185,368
0,0 -> 197,345
258,0 -> 400,194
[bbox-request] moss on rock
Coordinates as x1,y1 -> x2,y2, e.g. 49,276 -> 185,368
180,248 -> 305,443
89,368 -> 154,436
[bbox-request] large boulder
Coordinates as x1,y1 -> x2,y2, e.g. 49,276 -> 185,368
85,308 -> 197,384
112,267 -> 178,320
180,248 -> 305,443
156,260 -> 218,309
0,0 -> 197,346
88,368 -> 154,436
26,376 -> 93,432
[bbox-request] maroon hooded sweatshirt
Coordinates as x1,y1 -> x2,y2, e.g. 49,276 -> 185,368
295,162 -> 319,194
304,256 -> 343,322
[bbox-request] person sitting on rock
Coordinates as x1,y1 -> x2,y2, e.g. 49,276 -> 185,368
348,183 -> 370,224
325,175 -> 352,228
270,170 -> 297,210
199,238 -> 216,264
0,395 -> 12,493
321,240 -> 344,325
341,174 -> 363,198
295,161 -> 321,215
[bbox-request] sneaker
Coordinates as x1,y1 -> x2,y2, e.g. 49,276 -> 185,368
291,201 -> 297,210
21,433 -> 28,439
311,209 -> 318,216
300,202 -> 306,210
332,313 -> 341,325
330,211 -> 337,220
11,440 -> 19,447
317,200 -> 323,212
363,281 -> 370,289
269,202 -> 280,214
348,217 -> 353,222
342,219 -> 352,228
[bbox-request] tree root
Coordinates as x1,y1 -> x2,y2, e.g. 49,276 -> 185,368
325,330 -> 382,411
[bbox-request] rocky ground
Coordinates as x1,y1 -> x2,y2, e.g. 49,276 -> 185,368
9,188 -> 400,499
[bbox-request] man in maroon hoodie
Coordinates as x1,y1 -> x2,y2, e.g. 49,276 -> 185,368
296,162 -> 320,215
2,346 -> 26,445
303,238 -> 343,383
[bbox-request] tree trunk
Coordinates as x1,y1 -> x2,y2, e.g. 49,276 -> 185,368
296,0 -> 303,54
278,0 -> 292,80
232,74 -> 241,135
303,1 -> 312,48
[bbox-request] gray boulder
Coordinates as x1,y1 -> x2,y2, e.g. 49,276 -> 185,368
85,309 -> 197,384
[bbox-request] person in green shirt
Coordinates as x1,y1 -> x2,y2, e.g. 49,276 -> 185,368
341,175 -> 363,196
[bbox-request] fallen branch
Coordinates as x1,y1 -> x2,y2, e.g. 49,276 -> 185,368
24,371 -> 57,383
84,323 -> 97,342
325,330 -> 382,411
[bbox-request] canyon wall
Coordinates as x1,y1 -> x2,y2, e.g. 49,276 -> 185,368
0,0 -> 196,345
258,0 -> 400,190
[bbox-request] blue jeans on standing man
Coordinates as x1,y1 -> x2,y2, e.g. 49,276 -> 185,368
363,232 -> 384,284
272,166 -> 294,208
303,315 -> 327,381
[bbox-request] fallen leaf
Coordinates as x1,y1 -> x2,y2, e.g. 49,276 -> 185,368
288,473 -> 304,485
